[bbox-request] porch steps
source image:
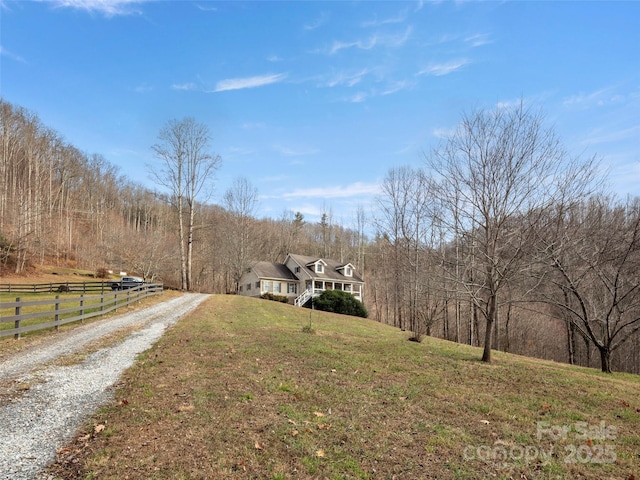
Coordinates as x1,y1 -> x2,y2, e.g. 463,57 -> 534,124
294,288 -> 313,307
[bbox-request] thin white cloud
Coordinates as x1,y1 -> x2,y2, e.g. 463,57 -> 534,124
349,92 -> 367,103
607,158 -> 640,197
109,147 -> 141,157
394,143 -> 420,155
304,11 -> 329,31
287,203 -> 325,217
273,144 -> 319,156
213,73 -> 287,92
260,174 -> 289,183
241,122 -> 267,130
418,59 -> 470,76
0,46 -> 27,63
195,3 -> 217,12
171,82 -> 198,91
329,26 -> 412,55
38,0 -> 146,16
496,99 -> 522,110
225,146 -> 255,156
282,182 -> 381,199
362,9 -> 408,27
330,39 -> 373,55
326,69 -> 370,88
581,125 -> 640,146
133,83 -> 153,93
563,86 -> 624,109
465,33 -> 492,47
380,80 -> 412,96
432,126 -> 457,139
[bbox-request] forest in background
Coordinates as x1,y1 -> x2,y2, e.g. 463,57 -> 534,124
1,98 -> 638,374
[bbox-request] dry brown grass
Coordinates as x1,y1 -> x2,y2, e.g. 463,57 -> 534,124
0,265 -> 102,283
44,295 -> 639,480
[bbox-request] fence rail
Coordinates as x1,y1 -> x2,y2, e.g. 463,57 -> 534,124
0,283 -> 164,339
0,281 -> 117,294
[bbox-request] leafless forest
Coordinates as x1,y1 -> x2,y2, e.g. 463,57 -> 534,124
1,99 -> 638,374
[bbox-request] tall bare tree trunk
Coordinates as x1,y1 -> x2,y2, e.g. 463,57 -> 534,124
151,117 -> 221,291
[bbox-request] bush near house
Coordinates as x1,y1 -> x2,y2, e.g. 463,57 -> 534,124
261,292 -> 289,303
313,289 -> 368,318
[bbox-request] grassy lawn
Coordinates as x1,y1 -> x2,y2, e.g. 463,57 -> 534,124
46,295 -> 639,479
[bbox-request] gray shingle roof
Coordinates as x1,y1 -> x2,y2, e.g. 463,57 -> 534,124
287,254 -> 364,283
251,261 -> 298,280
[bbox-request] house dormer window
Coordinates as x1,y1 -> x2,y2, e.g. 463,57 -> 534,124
337,263 -> 354,277
307,258 -> 327,274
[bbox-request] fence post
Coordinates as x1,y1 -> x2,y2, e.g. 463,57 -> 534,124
14,297 -> 21,340
80,294 -> 85,323
55,295 -> 60,332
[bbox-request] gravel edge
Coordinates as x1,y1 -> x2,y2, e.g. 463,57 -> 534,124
0,293 -> 209,480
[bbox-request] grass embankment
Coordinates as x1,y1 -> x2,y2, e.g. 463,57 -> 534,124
47,295 -> 639,479
0,266 -> 102,284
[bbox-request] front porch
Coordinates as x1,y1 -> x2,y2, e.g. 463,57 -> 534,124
294,280 -> 363,307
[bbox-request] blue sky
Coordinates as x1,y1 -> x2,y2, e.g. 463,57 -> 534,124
1,0 -> 638,228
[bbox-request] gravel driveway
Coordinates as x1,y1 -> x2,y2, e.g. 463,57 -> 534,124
0,293 -> 209,480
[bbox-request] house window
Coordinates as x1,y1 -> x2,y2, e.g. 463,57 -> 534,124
345,284 -> 352,292
247,283 -> 251,291
288,283 -> 296,294
345,266 -> 352,276
274,282 -> 281,293
263,280 -> 271,292
295,266 -> 300,273
316,263 -> 324,273
255,281 -> 260,289
239,285 -> 243,292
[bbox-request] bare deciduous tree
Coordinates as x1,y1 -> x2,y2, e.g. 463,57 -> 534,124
428,102 -> 597,363
223,177 -> 259,292
536,197 -> 640,373
374,166 -> 445,336
151,117 -> 221,290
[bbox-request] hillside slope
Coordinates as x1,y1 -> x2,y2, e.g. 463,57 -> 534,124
46,295 -> 639,479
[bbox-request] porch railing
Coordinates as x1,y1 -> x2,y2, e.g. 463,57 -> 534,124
294,288 -> 313,307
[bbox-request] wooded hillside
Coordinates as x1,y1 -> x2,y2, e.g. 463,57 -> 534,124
1,99 -> 638,374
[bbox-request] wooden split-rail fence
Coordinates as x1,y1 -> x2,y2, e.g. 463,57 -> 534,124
0,282 -> 164,339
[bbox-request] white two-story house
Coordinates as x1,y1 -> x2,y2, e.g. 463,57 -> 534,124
238,253 -> 364,307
